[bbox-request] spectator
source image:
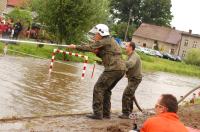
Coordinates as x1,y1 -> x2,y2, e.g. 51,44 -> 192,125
2,21 -> 11,42
140,94 -> 188,132
190,93 -> 196,104
13,20 -> 22,39
0,21 -> 4,38
7,18 -> 14,38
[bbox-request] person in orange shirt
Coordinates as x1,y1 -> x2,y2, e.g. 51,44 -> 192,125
140,94 -> 188,132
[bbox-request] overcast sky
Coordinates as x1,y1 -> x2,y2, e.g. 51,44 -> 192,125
171,0 -> 200,34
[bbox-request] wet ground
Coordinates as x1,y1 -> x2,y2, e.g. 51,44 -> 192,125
0,56 -> 200,120
0,104 -> 199,132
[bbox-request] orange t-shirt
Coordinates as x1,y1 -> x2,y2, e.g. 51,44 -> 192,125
140,112 -> 188,132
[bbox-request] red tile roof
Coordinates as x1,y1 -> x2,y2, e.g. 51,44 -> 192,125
133,23 -> 182,45
7,0 -> 25,7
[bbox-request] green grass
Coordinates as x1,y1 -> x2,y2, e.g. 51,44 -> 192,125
196,98 -> 200,104
138,52 -> 200,78
0,42 -> 200,78
0,42 -> 99,63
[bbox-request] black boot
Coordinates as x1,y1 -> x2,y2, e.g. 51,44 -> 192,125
86,114 -> 103,120
103,115 -> 111,119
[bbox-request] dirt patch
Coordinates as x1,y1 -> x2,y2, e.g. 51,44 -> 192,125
178,104 -> 200,129
0,105 -> 199,132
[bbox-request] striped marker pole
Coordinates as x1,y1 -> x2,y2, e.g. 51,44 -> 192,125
49,49 -> 57,73
82,56 -> 88,79
91,63 -> 96,78
49,49 -> 88,79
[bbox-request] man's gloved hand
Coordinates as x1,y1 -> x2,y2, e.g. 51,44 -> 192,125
67,44 -> 76,49
93,49 -> 99,54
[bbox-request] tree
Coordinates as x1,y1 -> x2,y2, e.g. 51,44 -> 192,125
110,0 -> 173,27
184,49 -> 200,66
110,0 -> 141,24
7,8 -> 32,23
31,0 -> 110,44
111,22 -> 137,41
141,0 -> 173,26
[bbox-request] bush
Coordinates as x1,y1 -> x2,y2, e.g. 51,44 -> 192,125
184,48 -> 200,66
7,8 -> 32,23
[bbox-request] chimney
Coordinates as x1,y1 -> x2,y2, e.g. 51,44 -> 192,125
172,27 -> 176,30
189,29 -> 192,34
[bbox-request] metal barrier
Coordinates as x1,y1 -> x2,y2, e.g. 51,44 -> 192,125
49,49 -> 88,79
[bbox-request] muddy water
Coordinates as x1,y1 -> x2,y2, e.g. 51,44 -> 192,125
0,56 -> 200,119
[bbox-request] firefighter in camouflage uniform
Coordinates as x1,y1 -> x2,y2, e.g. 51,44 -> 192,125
68,24 -> 126,119
119,42 -> 142,119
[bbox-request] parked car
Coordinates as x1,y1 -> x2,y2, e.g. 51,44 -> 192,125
147,49 -> 163,58
136,46 -> 162,57
162,52 -> 176,61
145,48 -> 156,56
154,50 -> 163,58
136,46 -> 149,54
135,45 -> 142,52
174,55 -> 182,62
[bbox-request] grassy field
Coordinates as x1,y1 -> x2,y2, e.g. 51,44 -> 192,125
0,42 -> 99,63
0,42 -> 200,78
138,52 -> 200,78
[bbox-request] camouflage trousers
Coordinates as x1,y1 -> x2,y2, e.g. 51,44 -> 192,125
122,78 -> 142,115
93,70 -> 125,117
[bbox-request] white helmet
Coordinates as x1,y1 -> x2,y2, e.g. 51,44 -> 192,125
89,24 -> 110,37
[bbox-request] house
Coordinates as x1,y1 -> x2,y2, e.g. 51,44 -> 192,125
178,30 -> 200,58
132,23 -> 200,57
132,23 -> 182,55
0,0 -> 7,16
1,0 -> 26,15
7,0 -> 26,7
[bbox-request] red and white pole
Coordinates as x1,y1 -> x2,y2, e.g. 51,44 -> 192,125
49,49 -> 88,79
49,49 -> 58,73
82,56 -> 88,79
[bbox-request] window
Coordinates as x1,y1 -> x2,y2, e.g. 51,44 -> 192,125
193,44 -> 197,48
171,49 -> 175,55
182,50 -> 186,57
143,43 -> 146,47
184,40 -> 188,46
193,41 -> 197,48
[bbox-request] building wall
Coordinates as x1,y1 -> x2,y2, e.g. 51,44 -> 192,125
178,35 -> 200,58
3,6 -> 15,15
132,36 -> 179,55
0,0 -> 7,15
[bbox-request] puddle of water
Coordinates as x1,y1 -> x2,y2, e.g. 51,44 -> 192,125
0,56 -> 200,118
0,122 -> 24,131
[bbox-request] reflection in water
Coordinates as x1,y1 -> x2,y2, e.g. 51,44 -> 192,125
0,56 -> 200,118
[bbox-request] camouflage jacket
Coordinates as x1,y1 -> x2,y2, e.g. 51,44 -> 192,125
126,51 -> 142,79
76,37 -> 126,71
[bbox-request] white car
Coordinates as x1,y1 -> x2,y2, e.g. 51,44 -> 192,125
136,46 -> 163,57
149,49 -> 163,58
145,48 -> 156,56
136,46 -> 149,54
154,50 -> 163,58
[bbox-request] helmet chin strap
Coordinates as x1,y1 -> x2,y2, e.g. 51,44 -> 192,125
93,33 -> 103,42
